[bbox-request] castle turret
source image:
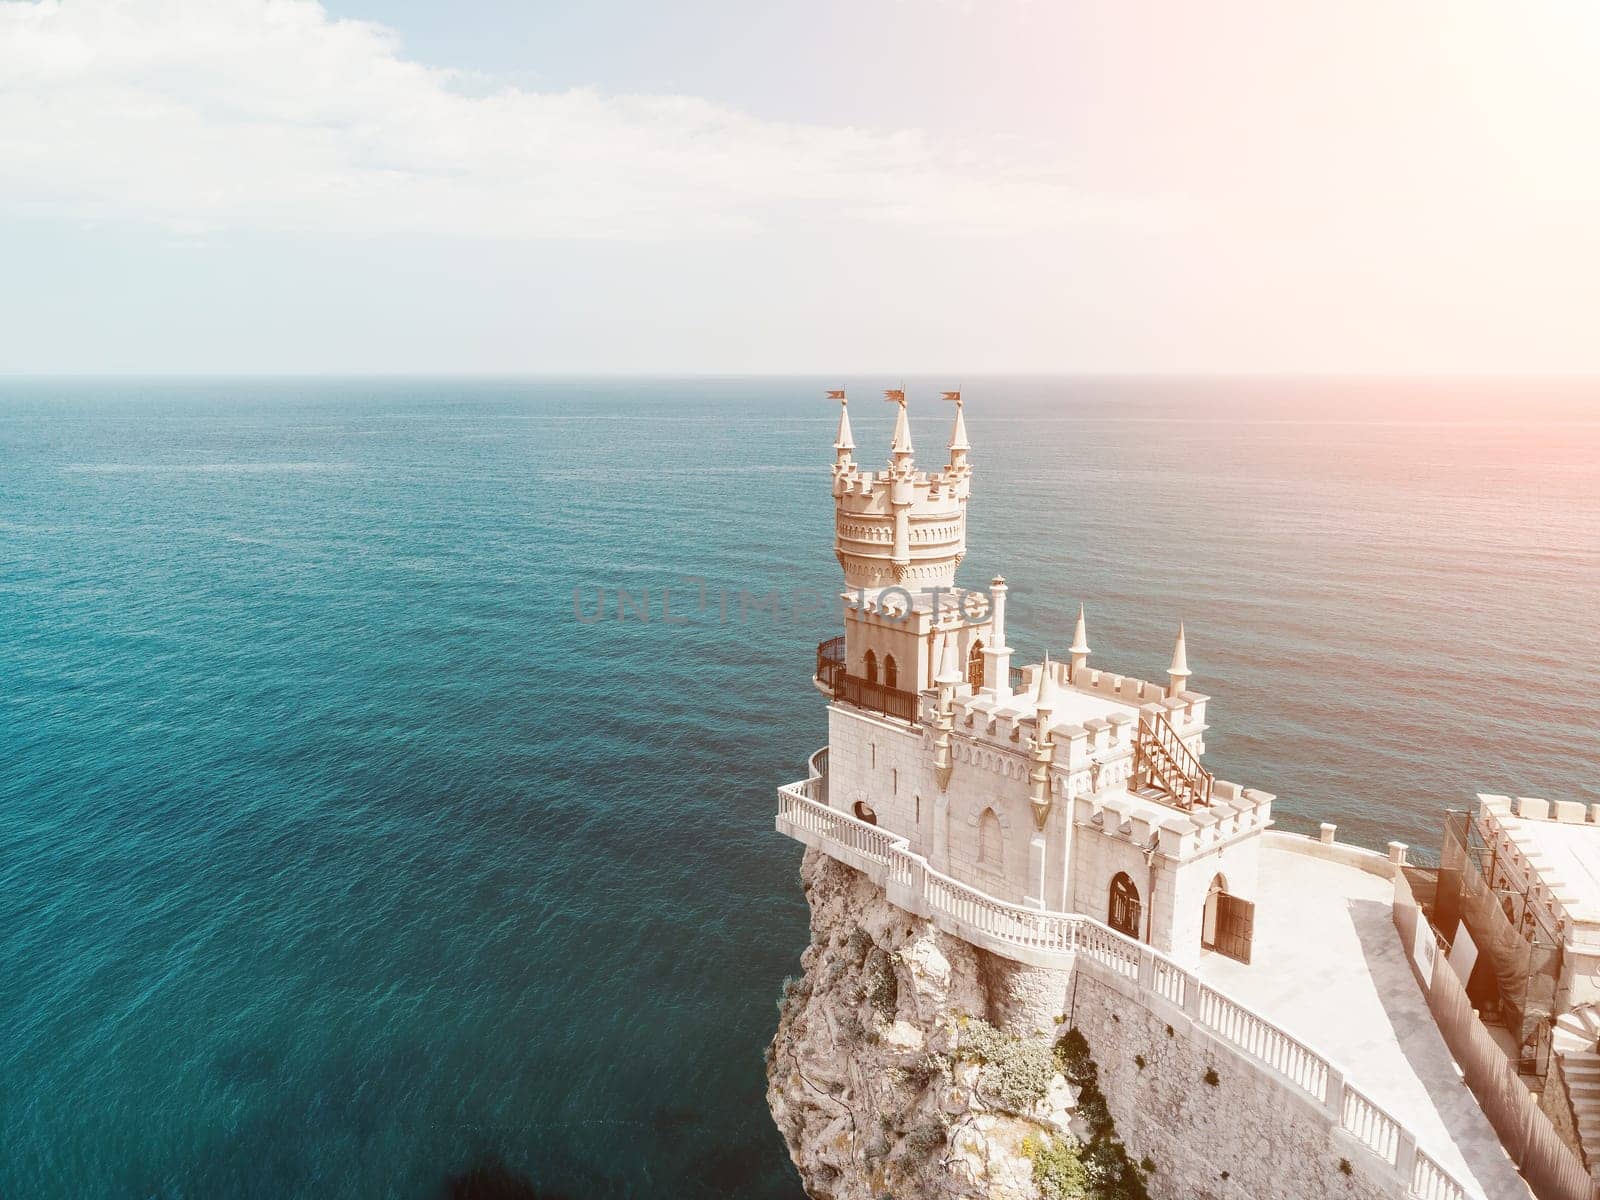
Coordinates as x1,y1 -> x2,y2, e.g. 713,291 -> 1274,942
1069,603 -> 1091,682
830,390 -> 970,592
944,390 -> 969,472
1168,623 -> 1191,697
831,390 -> 853,466
984,575 -> 1013,700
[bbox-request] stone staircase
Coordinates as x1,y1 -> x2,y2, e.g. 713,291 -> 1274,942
1551,1005 -> 1600,1182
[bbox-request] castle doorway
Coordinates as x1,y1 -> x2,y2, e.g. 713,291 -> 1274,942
1108,872 -> 1141,939
1202,874 -> 1255,964
853,800 -> 878,826
1202,874 -> 1227,948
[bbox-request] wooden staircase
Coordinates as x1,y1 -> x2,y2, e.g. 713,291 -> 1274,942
1136,709 -> 1213,810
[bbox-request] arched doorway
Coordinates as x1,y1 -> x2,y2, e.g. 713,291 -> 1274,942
853,800 -> 878,826
884,654 -> 898,689
1202,874 -> 1227,951
967,639 -> 985,689
864,649 -> 878,684
1108,872 -> 1141,939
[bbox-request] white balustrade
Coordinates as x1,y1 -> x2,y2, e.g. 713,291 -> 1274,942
1411,1153 -> 1469,1200
775,767 -> 1483,1200
1343,1085 -> 1403,1165
1198,985 -> 1329,1104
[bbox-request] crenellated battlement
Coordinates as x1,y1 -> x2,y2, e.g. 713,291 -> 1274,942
829,390 -> 971,591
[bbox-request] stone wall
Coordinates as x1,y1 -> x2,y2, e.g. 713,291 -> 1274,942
1539,1057 -> 1586,1164
1069,964 -> 1400,1200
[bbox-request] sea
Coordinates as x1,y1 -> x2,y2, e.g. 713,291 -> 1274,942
1,376 -> 1596,1199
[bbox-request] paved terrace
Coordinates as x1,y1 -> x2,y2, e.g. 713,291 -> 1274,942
1200,843 -> 1527,1198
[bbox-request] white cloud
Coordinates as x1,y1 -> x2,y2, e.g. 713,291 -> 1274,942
0,0 -> 1150,240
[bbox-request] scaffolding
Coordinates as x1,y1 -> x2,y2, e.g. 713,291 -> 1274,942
1436,809 -> 1563,1074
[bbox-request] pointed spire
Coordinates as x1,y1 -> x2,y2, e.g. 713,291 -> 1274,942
832,390 -> 854,457
936,636 -> 963,686
943,391 -> 969,456
885,389 -> 913,463
1168,623 -> 1191,697
1069,604 -> 1090,657
1032,653 -> 1058,713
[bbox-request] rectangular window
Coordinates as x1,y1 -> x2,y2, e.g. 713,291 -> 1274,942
892,768 -> 898,795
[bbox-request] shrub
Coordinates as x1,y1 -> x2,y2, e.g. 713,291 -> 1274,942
959,1018 -> 1057,1114
845,926 -> 873,960
864,947 -> 898,1020
1023,1131 -> 1091,1200
1133,1055 -> 1146,1070
1203,1067 -> 1220,1088
1339,1158 -> 1353,1176
905,1121 -> 946,1154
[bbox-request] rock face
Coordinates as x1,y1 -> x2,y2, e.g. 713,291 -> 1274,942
766,849 -> 1084,1200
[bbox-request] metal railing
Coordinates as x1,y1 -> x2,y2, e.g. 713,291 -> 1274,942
775,763 -> 1480,1200
813,636 -> 919,724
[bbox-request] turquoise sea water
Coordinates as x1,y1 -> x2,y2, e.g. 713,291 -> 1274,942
2,377 -> 1597,1198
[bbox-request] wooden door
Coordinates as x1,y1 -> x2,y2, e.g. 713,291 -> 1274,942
1213,893 -> 1255,964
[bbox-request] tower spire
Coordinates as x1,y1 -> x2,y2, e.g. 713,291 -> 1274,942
943,390 -> 969,463
1068,603 -> 1091,682
885,389 -> 913,464
829,389 -> 853,462
1168,623 -> 1191,698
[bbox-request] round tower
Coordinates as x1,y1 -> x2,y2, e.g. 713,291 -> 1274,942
831,390 -> 971,591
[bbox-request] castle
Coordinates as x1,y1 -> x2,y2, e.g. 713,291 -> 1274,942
812,388 -> 1270,967
769,390 -> 1574,1200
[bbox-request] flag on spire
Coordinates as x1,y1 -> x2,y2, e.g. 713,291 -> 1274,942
941,390 -> 962,405
887,389 -> 913,458
826,389 -> 846,400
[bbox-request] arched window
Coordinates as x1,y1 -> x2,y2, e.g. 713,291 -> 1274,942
978,808 -> 1003,866
1109,872 -> 1141,939
853,800 -> 878,826
864,649 -> 878,684
967,640 -> 985,690
884,654 -> 898,689
1202,873 -> 1228,951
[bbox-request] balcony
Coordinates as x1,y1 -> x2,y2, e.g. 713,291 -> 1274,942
814,635 -> 919,724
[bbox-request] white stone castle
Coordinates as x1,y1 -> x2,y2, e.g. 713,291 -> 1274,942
808,388 -> 1270,967
770,390 -> 1584,1200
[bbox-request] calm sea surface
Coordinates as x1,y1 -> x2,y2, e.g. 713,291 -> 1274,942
2,377 -> 1597,1198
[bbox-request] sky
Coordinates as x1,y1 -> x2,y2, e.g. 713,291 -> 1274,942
1,0 -> 1598,375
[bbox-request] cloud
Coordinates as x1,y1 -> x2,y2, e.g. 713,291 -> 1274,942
0,0 -> 1150,241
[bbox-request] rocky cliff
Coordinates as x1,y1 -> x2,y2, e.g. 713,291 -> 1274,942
766,848 -> 1150,1200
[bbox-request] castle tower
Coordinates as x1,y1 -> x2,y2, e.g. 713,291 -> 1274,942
831,390 -> 970,592
827,390 -> 991,698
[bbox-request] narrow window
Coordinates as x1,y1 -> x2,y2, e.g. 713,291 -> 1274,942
884,654 -> 898,689
892,768 -> 898,794
978,808 -> 1003,865
864,649 -> 878,685
967,639 -> 985,689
